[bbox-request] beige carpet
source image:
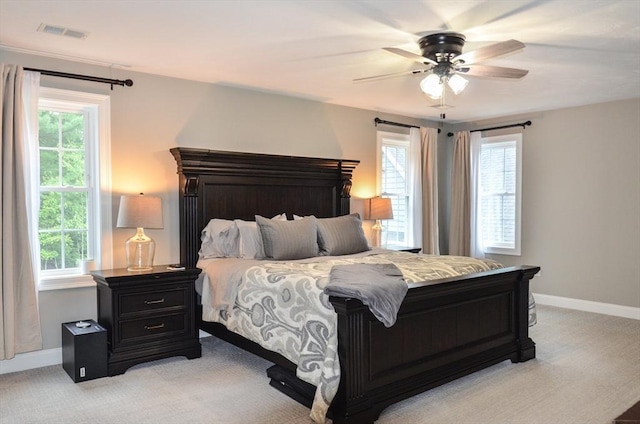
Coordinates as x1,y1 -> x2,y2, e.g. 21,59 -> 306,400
1,305 -> 639,424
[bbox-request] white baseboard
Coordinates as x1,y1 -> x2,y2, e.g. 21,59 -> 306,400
0,331 -> 213,375
533,293 -> 640,320
0,347 -> 62,375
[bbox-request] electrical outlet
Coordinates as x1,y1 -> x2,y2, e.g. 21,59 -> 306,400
80,367 -> 86,378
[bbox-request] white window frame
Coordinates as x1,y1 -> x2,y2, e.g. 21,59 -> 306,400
479,133 -> 522,256
376,131 -> 411,247
37,88 -> 113,290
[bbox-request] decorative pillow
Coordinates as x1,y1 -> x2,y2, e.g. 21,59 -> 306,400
317,214 -> 370,256
256,215 -> 319,260
235,213 -> 287,259
199,218 -> 240,259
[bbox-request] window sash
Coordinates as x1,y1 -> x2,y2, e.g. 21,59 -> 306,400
38,103 -> 94,274
479,135 -> 522,256
377,132 -> 411,247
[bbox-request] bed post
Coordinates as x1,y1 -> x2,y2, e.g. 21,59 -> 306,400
178,174 -> 200,270
329,298 -> 381,423
171,148 -> 202,270
512,267 -> 539,362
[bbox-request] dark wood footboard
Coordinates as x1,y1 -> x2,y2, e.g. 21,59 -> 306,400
323,265 -> 539,423
262,265 -> 539,423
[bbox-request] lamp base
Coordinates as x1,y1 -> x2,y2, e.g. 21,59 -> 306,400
371,219 -> 384,248
125,228 -> 156,272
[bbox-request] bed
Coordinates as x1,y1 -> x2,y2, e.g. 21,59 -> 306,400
171,147 -> 540,424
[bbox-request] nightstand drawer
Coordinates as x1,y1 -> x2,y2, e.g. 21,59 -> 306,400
120,288 -> 187,315
119,312 -> 188,343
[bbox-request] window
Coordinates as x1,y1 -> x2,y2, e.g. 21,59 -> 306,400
377,131 -> 411,246
479,133 -> 522,255
36,88 -> 112,289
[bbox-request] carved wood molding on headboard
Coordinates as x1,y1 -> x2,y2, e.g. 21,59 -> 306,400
170,148 -> 360,268
171,147 -> 357,174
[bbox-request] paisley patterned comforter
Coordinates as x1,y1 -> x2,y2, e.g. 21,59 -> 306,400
198,251 -> 522,423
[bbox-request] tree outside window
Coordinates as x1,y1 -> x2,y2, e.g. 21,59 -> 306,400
38,109 -> 90,271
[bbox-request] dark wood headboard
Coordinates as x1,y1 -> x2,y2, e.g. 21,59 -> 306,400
170,148 -> 359,269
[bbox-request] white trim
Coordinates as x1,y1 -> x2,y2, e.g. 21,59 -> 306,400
534,293 -> 640,320
97,95 -> 113,270
0,348 -> 62,375
37,88 -> 113,283
480,133 -> 522,256
38,274 -> 96,291
1,44 -> 131,68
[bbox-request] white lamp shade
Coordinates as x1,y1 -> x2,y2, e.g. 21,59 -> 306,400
364,197 -> 394,220
420,73 -> 443,99
116,194 -> 163,229
448,74 -> 469,95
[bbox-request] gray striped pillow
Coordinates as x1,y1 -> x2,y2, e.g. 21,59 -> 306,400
317,214 -> 370,256
256,215 -> 319,260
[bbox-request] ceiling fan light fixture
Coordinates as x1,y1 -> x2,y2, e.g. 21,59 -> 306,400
420,73 -> 443,99
448,74 -> 468,95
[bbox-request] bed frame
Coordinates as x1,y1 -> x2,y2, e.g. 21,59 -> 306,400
171,147 -> 540,423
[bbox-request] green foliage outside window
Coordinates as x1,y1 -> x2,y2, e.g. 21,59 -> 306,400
38,109 -> 89,270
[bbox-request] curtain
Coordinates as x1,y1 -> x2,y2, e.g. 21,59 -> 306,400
469,131 -> 484,258
408,127 -> 439,254
408,128 -> 422,248
1,64 -> 42,360
420,127 -> 439,254
449,131 -> 471,256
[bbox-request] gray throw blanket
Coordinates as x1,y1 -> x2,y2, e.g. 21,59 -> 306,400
325,263 -> 408,327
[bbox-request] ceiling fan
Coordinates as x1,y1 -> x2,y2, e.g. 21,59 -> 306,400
356,32 -> 528,100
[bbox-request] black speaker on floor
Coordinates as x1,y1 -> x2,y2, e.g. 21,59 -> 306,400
61,320 -> 107,383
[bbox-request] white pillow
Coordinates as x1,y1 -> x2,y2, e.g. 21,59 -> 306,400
199,218 -> 240,259
235,213 -> 287,259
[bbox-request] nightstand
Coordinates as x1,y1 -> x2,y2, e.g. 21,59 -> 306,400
92,266 -> 202,376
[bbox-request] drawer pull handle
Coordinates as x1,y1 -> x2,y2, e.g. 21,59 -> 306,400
144,298 -> 165,305
144,323 -> 165,330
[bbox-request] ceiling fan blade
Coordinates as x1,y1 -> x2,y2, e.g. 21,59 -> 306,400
459,64 -> 528,79
353,68 -> 429,82
383,47 -> 437,65
455,39 -> 525,65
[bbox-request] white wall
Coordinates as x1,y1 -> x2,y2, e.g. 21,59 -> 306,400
455,98 -> 640,308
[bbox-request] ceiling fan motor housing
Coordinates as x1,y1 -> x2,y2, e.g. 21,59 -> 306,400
419,32 -> 466,63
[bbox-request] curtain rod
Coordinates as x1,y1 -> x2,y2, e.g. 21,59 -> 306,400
446,120 -> 531,137
374,117 -> 441,133
24,67 -> 133,90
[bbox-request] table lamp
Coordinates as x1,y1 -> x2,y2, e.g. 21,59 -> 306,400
364,197 -> 393,247
116,193 -> 163,271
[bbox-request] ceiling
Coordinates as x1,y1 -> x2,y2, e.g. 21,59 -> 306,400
1,0 -> 639,123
